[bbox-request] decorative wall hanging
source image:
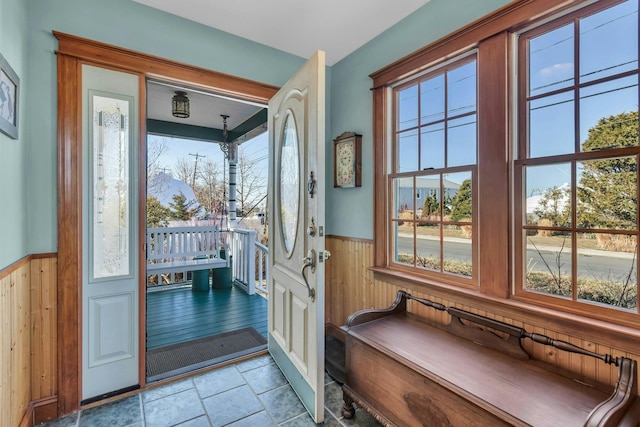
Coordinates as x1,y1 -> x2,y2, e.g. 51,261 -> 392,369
333,132 -> 362,188
0,52 -> 19,139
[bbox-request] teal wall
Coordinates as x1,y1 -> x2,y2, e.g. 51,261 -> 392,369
7,0 -> 516,264
0,0 -> 28,268
25,0 -> 307,255
326,0 -> 512,239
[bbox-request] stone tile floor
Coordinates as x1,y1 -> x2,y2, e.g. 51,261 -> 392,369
37,354 -> 379,426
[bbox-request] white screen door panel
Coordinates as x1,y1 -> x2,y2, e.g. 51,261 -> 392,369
81,64 -> 139,401
268,51 -> 326,423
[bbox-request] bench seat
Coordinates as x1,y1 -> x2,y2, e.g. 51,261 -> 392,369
342,291 -> 640,427
146,256 -> 227,274
146,226 -> 229,276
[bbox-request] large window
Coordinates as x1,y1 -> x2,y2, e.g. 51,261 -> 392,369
515,0 -> 639,315
374,0 -> 639,323
390,57 -> 477,285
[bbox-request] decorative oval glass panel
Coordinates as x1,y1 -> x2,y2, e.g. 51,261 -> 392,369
280,113 -> 300,255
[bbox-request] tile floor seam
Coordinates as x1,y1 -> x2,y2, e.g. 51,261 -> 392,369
138,394 -> 145,427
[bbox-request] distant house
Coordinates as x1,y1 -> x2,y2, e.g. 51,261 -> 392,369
395,176 -> 460,211
148,171 -> 202,216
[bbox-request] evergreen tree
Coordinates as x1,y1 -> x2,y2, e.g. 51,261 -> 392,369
422,190 -> 439,218
578,111 -> 638,229
450,179 -> 472,221
535,186 -> 570,227
146,195 -> 171,227
169,191 -> 198,220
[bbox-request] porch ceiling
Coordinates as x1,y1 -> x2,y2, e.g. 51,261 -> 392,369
147,80 -> 267,144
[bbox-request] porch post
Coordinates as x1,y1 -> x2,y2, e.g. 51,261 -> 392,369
228,142 -> 238,229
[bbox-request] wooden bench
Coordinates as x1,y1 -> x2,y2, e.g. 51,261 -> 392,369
341,290 -> 640,427
146,226 -> 229,276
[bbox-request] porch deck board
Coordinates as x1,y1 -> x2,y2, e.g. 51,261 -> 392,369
146,285 -> 268,351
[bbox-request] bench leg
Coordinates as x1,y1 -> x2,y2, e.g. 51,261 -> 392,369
342,389 -> 356,419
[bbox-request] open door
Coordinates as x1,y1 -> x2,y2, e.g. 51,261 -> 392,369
267,51 -> 327,423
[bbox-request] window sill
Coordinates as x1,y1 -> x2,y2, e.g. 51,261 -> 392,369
369,265 -> 640,353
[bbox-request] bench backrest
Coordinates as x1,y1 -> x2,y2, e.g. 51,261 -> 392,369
147,226 -> 223,262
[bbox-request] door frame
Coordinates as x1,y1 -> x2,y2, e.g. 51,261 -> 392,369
55,31 -> 278,416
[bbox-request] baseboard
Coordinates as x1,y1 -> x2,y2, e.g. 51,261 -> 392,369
33,396 -> 58,425
19,403 -> 34,427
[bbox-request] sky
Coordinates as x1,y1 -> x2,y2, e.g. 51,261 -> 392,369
150,131 -> 269,189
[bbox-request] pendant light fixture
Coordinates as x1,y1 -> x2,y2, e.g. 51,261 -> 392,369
171,91 -> 190,118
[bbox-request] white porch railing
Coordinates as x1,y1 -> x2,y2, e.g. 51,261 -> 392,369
231,228 -> 269,296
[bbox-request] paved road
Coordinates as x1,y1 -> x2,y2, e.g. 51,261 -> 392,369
397,235 -> 635,280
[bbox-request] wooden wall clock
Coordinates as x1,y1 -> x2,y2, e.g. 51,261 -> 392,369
333,131 -> 362,188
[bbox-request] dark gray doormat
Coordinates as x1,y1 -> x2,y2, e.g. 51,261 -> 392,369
146,327 -> 267,382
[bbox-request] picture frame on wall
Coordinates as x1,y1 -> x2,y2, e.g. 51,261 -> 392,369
0,52 -> 19,139
333,131 -> 362,188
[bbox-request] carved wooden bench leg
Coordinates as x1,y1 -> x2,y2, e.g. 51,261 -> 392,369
342,388 -> 356,419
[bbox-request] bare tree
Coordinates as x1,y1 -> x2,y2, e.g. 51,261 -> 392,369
146,137 -> 169,194
236,149 -> 267,217
173,157 -> 195,185
193,160 -> 224,217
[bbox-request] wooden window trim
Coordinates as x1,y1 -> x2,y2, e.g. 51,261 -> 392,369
55,31 -> 278,416
372,1 -> 593,298
388,55 -> 479,286
513,0 -> 640,324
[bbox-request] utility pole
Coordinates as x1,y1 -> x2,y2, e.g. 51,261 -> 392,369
188,152 -> 205,188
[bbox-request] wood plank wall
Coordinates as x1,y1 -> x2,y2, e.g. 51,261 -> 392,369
0,255 -> 57,427
325,236 -> 640,393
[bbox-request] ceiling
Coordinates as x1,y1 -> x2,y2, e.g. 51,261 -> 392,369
142,0 -> 430,143
132,0 -> 430,66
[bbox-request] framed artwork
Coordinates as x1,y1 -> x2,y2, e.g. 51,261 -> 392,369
334,132 -> 362,188
0,52 -> 19,139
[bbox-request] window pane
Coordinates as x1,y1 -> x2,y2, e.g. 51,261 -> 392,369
394,221 -> 415,267
529,22 -> 574,97
398,85 -> 418,131
447,60 -> 477,117
444,225 -> 472,277
420,123 -> 445,170
445,172 -> 472,222
577,157 -> 637,230
393,177 -> 415,219
525,231 -> 572,297
398,129 -> 419,172
92,95 -> 131,279
580,0 -> 638,84
417,175 -> 441,220
580,76 -> 639,147
529,92 -> 575,157
577,233 -> 637,311
447,115 -> 476,167
420,74 -> 445,124
525,163 -> 572,227
416,221 -> 440,273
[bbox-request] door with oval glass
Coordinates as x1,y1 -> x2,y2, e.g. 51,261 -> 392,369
268,51 -> 327,423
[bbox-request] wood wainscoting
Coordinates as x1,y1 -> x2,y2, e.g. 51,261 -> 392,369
0,254 -> 58,427
324,235 -> 640,395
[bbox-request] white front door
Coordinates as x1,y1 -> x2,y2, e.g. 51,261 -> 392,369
81,65 -> 140,401
267,51 -> 326,423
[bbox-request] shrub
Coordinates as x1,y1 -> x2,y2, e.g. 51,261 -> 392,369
536,218 -> 554,237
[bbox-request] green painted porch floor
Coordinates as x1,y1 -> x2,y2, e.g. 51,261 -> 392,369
146,284 -> 268,351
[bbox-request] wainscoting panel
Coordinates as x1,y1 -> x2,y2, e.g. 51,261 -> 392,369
0,254 -> 58,427
324,235 -> 640,393
1,258 -> 31,427
30,256 -> 58,402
